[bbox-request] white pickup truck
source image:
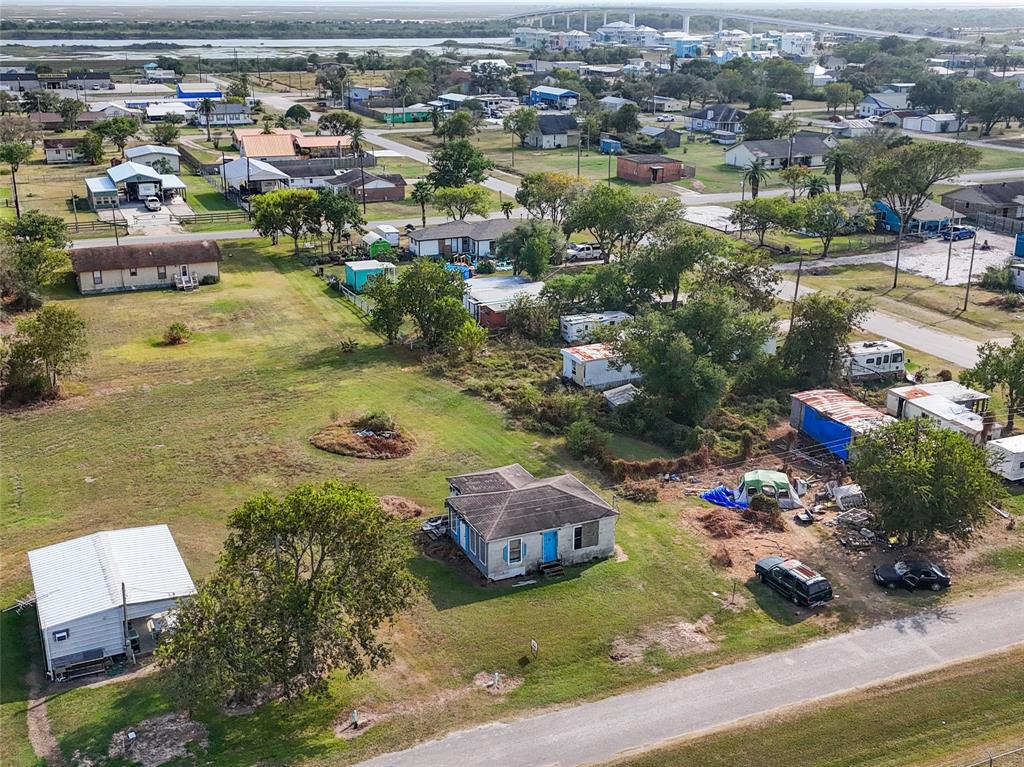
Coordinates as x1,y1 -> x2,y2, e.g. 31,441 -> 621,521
566,243 -> 603,262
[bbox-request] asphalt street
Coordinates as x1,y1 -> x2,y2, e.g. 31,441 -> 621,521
358,590 -> 1024,767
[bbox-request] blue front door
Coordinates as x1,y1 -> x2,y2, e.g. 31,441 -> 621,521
542,530 -> 558,563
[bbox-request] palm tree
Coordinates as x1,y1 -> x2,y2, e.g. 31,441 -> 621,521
350,124 -> 367,215
824,145 -> 852,192
500,200 -> 514,219
804,174 -> 829,198
0,140 -> 33,218
198,98 -> 215,143
261,115 -> 274,134
742,159 -> 770,199
411,180 -> 433,227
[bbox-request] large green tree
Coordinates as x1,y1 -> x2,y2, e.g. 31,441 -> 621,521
730,196 -> 800,247
364,274 -> 404,344
781,291 -> 871,384
633,222 -> 729,309
503,107 -> 538,147
0,210 -> 71,304
562,186 -> 681,263
960,334 -> 1023,433
313,187 -> 364,249
158,481 -> 418,708
13,304 -> 88,396
396,259 -> 470,348
850,420 -> 1004,546
494,220 -> 564,280
515,172 -> 581,226
432,185 -> 489,220
799,193 -> 871,258
427,139 -> 492,188
251,188 -> 319,252
92,117 -> 139,157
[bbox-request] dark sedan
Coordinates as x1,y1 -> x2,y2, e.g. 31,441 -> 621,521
873,560 -> 951,591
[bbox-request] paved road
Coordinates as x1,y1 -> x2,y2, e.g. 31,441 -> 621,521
777,279 -> 992,367
359,590 -> 1024,767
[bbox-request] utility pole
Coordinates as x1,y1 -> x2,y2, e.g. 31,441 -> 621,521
607,151 -> 612,185
962,233 -> 977,312
576,137 -> 581,178
71,192 -> 79,230
944,203 -> 957,282
891,207 -> 906,290
221,151 -> 227,200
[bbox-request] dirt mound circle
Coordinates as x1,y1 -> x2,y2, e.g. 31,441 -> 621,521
310,415 -> 415,459
380,495 -> 427,519
107,713 -> 208,767
610,615 -> 717,664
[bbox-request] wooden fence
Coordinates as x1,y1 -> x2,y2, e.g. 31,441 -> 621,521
170,210 -> 250,225
68,219 -> 130,235
972,211 -> 1024,236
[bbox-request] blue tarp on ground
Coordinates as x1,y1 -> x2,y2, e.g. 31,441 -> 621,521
700,485 -> 748,509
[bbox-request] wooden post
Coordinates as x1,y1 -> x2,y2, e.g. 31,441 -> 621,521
122,582 -> 136,665
789,257 -> 804,328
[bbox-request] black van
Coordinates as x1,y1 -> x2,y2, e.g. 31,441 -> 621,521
755,556 -> 834,607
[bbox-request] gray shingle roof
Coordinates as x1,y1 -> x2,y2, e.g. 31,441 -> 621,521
72,241 -> 222,273
944,181 -> 1024,207
448,463 -> 536,495
689,103 -> 748,123
446,471 -> 617,540
737,133 -> 832,160
409,217 -> 517,242
536,114 -> 581,135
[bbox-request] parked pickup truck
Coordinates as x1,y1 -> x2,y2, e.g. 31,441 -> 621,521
755,556 -> 834,607
566,243 -> 603,262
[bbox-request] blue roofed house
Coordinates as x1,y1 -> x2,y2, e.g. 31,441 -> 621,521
528,86 -> 580,109
445,464 -> 618,580
84,161 -> 187,209
873,200 -> 956,234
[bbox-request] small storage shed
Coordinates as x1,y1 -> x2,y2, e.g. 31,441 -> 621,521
374,224 -> 400,247
561,343 -> 641,391
986,435 -> 1024,481
344,258 -> 396,292
27,525 -> 196,680
445,464 -> 617,580
599,136 -> 622,154
735,470 -> 798,509
360,232 -> 393,258
560,310 -> 632,342
790,389 -> 895,460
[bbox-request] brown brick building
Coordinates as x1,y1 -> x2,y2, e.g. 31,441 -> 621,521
616,154 -> 692,184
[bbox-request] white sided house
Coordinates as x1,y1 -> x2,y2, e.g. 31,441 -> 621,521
561,342 -> 641,391
71,240 -> 222,294
559,311 -> 632,343
407,218 -> 517,259
987,435 -> 1024,481
27,525 -> 196,680
885,380 -> 1001,444
445,464 -> 618,580
841,340 -> 906,380
124,144 -> 182,173
43,137 -> 88,164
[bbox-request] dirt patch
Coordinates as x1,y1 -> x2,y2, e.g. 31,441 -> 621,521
610,615 -> 717,664
472,671 -> 524,695
310,418 -> 415,459
614,544 -> 629,562
379,495 -> 427,520
107,713 -> 208,767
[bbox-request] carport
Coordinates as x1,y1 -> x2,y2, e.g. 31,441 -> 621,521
106,161 -> 163,202
157,174 -> 188,202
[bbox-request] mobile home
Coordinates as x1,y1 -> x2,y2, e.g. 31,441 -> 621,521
986,435 -> 1024,481
561,343 -> 641,391
559,311 -> 632,343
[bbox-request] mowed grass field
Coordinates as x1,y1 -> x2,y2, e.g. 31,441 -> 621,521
1,241 -> 833,766
609,648 -> 1024,767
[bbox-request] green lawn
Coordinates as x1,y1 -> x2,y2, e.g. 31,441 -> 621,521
182,171 -> 243,214
2,241 -> 834,766
799,263 -> 1024,340
1,611 -> 41,767
609,648 -> 1024,767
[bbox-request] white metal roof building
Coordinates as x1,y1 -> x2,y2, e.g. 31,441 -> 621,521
27,525 -> 195,679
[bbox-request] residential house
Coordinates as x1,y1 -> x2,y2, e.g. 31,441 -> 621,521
344,259 -> 396,292
175,82 -> 222,101
561,342 -> 641,390
885,381 -> 1001,444
685,104 -> 748,134
879,109 -> 921,128
445,464 -> 618,581
231,127 -> 301,146
240,134 -> 297,161
593,21 -> 659,47
781,32 -> 816,58
873,200 -> 955,234
84,161 -> 188,209
192,102 -> 252,127
28,525 -> 196,680
673,37 -> 704,58
644,95 -> 686,113
790,389 -> 895,460
638,125 -> 681,148
724,131 -> 837,168
857,91 -> 911,117
463,274 -> 545,329
70,241 -> 221,294
221,157 -> 289,194
269,158 -> 349,189
144,68 -> 179,84
597,95 -> 636,111
527,86 -> 579,109
805,63 -> 836,87
347,85 -> 391,103
940,181 -> 1024,220
525,114 -> 581,149
616,154 -> 691,184
560,311 -> 632,343
881,82 -> 916,94
124,145 -> 181,173
43,137 -> 88,164
144,102 -> 196,122
324,169 -> 406,203
902,113 -> 965,133
408,218 -> 518,259
27,113 -> 65,131
90,101 -> 144,119
829,118 -> 878,138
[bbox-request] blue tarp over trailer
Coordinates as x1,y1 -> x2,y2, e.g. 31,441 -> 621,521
800,405 -> 854,459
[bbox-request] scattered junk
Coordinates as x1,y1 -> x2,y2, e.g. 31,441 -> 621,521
107,713 -> 208,767
826,481 -> 867,511
700,469 -> 804,510
421,515 -> 450,539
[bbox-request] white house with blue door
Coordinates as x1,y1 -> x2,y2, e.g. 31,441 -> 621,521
445,464 -> 618,580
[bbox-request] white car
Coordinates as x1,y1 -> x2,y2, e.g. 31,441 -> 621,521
656,114 -> 676,122
144,196 -> 162,212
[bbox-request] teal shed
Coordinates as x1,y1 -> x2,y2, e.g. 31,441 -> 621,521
344,259 -> 396,292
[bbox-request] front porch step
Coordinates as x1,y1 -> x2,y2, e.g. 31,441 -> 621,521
539,562 -> 565,578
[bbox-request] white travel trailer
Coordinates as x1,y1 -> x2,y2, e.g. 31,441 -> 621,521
986,435 -> 1024,481
559,311 -> 632,343
841,340 -> 905,380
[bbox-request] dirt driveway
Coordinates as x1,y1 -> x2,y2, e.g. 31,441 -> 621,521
97,197 -> 193,236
